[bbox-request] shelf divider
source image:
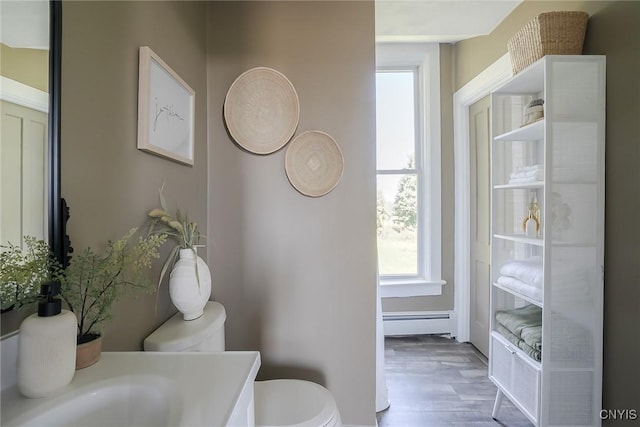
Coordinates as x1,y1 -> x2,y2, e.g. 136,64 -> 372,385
494,119 -> 544,141
493,233 -> 544,246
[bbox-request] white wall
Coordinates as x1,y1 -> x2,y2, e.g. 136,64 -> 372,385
206,2 -> 378,425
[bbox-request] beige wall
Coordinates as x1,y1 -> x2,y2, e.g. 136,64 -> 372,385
454,0 -> 640,417
206,1 -> 377,425
0,43 -> 48,92
60,0 -> 208,350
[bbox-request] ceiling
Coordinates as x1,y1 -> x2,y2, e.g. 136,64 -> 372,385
376,0 -> 523,43
1,1 -> 523,51
0,0 -> 49,50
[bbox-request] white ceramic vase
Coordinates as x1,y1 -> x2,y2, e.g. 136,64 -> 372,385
169,248 -> 211,320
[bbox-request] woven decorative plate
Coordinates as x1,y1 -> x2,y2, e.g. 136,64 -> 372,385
224,67 -> 300,155
285,131 -> 343,197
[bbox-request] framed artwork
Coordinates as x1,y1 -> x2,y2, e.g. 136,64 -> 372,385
137,46 -> 194,165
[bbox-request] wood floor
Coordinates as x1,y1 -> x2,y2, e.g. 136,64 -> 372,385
376,335 -> 534,427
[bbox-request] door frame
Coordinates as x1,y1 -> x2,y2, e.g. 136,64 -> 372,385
453,53 -> 511,342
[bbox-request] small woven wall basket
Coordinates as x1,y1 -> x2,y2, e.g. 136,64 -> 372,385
507,11 -> 589,74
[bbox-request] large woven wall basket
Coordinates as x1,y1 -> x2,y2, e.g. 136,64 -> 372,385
507,11 -> 589,74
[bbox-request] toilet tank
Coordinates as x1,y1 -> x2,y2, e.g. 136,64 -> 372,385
144,301 -> 226,352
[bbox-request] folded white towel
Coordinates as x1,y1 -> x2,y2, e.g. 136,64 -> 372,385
510,169 -> 544,179
519,164 -> 543,171
508,165 -> 544,183
496,276 -> 542,302
508,175 -> 544,184
499,256 -> 543,288
512,164 -> 543,173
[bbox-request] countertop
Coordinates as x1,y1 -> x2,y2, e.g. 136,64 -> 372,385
1,351 -> 261,427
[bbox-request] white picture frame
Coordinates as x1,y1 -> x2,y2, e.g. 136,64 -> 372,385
137,46 -> 194,166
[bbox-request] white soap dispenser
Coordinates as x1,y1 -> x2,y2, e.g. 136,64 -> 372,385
18,281 -> 77,398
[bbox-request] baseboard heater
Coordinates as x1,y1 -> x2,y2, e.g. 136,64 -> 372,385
382,311 -> 453,337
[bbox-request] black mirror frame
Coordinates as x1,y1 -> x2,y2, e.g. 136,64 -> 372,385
0,1 -> 63,317
49,0 -> 64,267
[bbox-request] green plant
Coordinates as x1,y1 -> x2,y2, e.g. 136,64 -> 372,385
0,237 -> 61,311
147,183 -> 203,288
60,228 -> 165,344
392,156 -> 417,232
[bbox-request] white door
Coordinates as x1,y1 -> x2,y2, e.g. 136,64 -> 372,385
469,95 -> 491,356
1,100 -> 48,246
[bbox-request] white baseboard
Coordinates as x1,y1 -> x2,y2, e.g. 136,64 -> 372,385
382,311 -> 454,336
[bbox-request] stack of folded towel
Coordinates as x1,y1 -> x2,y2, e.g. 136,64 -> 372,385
495,304 -> 542,362
496,256 -> 543,303
508,164 -> 544,184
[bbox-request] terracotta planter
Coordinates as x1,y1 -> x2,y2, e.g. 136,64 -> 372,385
76,335 -> 102,370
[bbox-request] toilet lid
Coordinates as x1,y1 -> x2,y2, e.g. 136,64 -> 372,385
254,379 -> 338,427
143,301 -> 226,352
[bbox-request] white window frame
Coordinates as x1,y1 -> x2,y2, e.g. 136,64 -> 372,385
376,43 -> 444,298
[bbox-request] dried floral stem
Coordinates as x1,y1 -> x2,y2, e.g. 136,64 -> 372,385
147,182 -> 204,291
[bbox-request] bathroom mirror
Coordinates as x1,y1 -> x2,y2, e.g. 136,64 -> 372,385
1,1 -> 63,320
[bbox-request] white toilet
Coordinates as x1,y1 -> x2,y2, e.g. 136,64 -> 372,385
144,301 -> 343,427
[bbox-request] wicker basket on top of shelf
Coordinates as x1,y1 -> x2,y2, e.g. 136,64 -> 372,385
507,11 -> 589,74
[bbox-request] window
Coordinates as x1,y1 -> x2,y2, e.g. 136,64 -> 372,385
376,43 -> 444,297
376,70 -> 419,276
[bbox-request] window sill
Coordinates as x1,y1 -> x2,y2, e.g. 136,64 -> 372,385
379,279 -> 446,298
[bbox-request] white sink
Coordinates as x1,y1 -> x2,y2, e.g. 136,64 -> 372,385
1,351 -> 261,427
8,375 -> 181,427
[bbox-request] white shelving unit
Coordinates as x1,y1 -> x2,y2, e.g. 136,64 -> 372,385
489,56 -> 605,426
